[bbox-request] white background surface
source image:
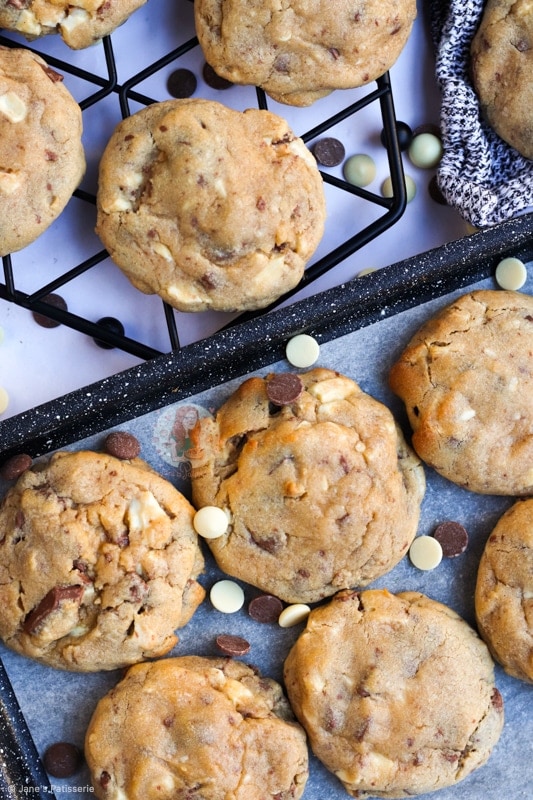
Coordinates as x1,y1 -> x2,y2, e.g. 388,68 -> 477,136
0,0 -> 470,421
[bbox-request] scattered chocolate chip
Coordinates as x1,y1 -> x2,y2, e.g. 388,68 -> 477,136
433,521 -> 468,557
202,62 -> 233,90
312,137 -> 346,167
167,68 -> 197,98
428,174 -> 447,205
43,742 -> 82,778
0,453 -> 32,481
23,585 -> 84,635
380,120 -> 413,151
215,633 -> 251,656
93,316 -> 125,349
32,293 -> 68,328
248,594 -> 284,623
266,373 -> 304,406
104,431 -> 141,460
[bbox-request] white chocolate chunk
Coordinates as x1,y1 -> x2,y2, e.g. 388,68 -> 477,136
278,603 -> 311,628
0,171 -> 23,195
152,242 -> 175,263
210,580 -> 245,613
60,7 -> 91,34
126,491 -> 167,533
222,677 -> 254,706
409,536 -> 443,570
15,10 -> 42,35
0,92 -> 27,123
285,334 -> 320,368
193,506 -> 229,539
308,376 -> 354,403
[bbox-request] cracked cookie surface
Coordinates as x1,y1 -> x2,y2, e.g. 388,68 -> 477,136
0,45 -> 85,256
475,497 -> 533,683
284,588 -> 504,799
0,450 -> 205,671
470,0 -> 533,159
194,0 -> 417,107
85,655 -> 309,800
389,289 -> 533,495
0,0 -> 146,49
189,368 -> 425,603
95,98 -> 326,312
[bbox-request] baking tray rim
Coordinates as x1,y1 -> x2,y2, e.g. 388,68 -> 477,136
1,209 -> 532,462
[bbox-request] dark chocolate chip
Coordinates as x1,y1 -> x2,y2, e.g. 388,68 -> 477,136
248,594 -> 284,623
380,120 -> 413,151
104,431 -> 141,460
433,521 -> 468,557
32,293 -> 68,328
23,585 -> 84,635
93,316 -> 125,349
215,634 -> 251,656
167,68 -> 197,98
202,62 -> 233,90
0,453 -> 32,481
312,137 -> 346,167
43,742 -> 82,778
428,174 -> 447,205
266,373 -> 303,406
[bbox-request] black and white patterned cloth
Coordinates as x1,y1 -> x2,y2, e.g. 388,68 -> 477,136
428,0 -> 533,228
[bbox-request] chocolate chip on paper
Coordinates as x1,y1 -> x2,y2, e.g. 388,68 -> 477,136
215,634 -> 251,656
248,594 -> 284,623
0,453 -> 32,481
43,742 -> 83,778
104,431 -> 141,460
433,521 -> 469,557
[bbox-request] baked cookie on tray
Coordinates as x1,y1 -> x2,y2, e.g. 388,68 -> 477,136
194,0 -> 417,107
85,655 -> 309,800
0,46 -> 85,256
95,98 -> 326,312
0,0 -> 146,49
284,588 -> 504,799
471,0 -> 533,160
189,368 -> 426,603
475,497 -> 533,683
389,289 -> 533,495
0,450 -> 205,671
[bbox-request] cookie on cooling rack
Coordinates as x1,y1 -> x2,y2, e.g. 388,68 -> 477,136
475,498 -> 533,683
85,655 -> 309,800
95,98 -> 326,312
471,0 -> 533,159
194,0 -> 417,106
0,46 -> 85,256
189,368 -> 426,603
389,289 -> 533,495
0,450 -> 205,671
284,588 -> 504,799
0,0 -> 146,49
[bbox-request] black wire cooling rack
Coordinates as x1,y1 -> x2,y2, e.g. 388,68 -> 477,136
0,14 -> 407,360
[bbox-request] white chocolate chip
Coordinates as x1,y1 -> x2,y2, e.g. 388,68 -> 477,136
0,92 -> 27,123
285,334 -> 320,368
458,407 -> 476,421
210,580 -> 245,613
0,387 -> 9,415
152,242 -> 175,263
126,491 -> 166,533
193,506 -> 229,539
495,257 -> 528,291
60,7 -> 91,34
308,376 -> 354,403
222,678 -> 254,705
408,133 -> 443,169
409,536 -> 443,570
278,603 -> 311,628
0,171 -> 23,195
382,174 -> 416,202
15,9 -> 42,35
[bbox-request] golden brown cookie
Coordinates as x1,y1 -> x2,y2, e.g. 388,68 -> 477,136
0,46 -> 85,256
389,289 -> 533,495
190,368 -> 425,603
0,0 -> 146,49
85,655 -> 309,800
0,450 -> 205,671
195,0 -> 417,107
284,588 -> 504,799
475,498 -> 533,683
471,0 -> 533,159
95,98 -> 326,312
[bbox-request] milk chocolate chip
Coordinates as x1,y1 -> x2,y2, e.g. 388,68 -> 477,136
266,373 -> 303,406
23,585 -> 84,635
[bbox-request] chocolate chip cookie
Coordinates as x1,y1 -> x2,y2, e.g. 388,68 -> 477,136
389,289 -> 533,495
189,368 -> 426,603
475,498 -> 533,683
194,0 -> 417,106
95,98 -> 325,312
0,46 -> 85,256
0,0 -> 146,49
284,588 -> 504,799
471,0 -> 533,159
85,655 -> 309,800
0,450 -> 205,671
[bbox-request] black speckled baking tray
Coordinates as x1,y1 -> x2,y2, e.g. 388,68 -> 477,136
0,210 -> 532,800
